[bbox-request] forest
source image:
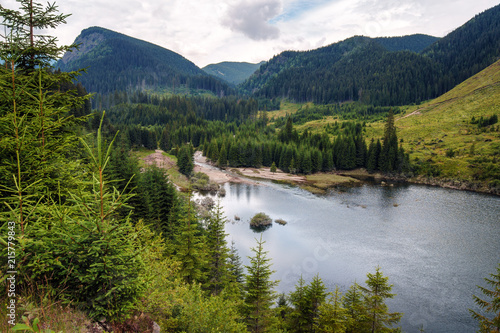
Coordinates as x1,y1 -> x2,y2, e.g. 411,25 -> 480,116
1,1 -> 499,333
240,4 -> 500,107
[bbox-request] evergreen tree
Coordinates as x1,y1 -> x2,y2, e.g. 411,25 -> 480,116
316,286 -> 352,333
177,143 -> 194,176
288,276 -> 309,332
205,202 -> 230,295
243,235 -> 279,332
305,274 -> 328,331
175,193 -> 207,284
343,282 -> 370,333
228,240 -> 245,297
470,264 -> 500,332
218,142 -> 228,167
270,161 -> 277,173
360,267 -> 402,333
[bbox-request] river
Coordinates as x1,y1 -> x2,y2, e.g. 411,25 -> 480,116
197,179 -> 500,332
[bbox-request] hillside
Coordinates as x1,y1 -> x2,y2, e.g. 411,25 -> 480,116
57,27 -> 232,96
241,36 -> 442,105
241,4 -> 500,106
202,61 -> 265,85
395,59 -> 500,191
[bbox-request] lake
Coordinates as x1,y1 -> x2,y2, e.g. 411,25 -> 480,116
197,180 -> 500,332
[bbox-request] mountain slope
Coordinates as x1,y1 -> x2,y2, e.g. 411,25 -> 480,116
373,34 -> 439,53
241,4 -> 500,106
387,59 -> 499,191
57,27 -> 231,96
423,3 -> 500,92
202,61 -> 265,85
241,36 -> 442,105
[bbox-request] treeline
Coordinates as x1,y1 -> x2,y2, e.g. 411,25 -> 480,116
57,26 -> 234,97
240,5 -> 500,106
202,112 -> 410,174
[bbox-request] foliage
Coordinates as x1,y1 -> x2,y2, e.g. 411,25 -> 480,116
243,235 -> 279,332
359,267 -> 402,332
56,26 -> 233,98
250,212 -> 273,228
470,264 -> 500,332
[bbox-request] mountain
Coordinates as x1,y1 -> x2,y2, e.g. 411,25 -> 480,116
240,35 -> 442,105
57,27 -> 232,96
373,34 -> 439,53
202,61 -> 265,85
393,59 -> 500,191
422,4 -> 500,93
241,4 -> 500,106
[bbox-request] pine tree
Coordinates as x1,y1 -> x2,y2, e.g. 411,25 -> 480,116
343,282 -> 370,333
305,274 -> 328,331
270,161 -> 277,174
288,276 -> 309,332
177,144 -> 194,175
218,142 -> 228,167
470,264 -> 500,332
205,202 -> 230,295
360,267 -> 402,333
175,192 -> 207,284
316,286 -> 352,333
243,235 -> 279,332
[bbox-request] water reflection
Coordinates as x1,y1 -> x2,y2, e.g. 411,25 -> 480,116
199,181 -> 500,333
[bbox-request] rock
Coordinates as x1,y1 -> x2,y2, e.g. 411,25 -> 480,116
275,218 -> 287,225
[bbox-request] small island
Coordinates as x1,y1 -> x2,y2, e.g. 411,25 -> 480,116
250,212 -> 273,231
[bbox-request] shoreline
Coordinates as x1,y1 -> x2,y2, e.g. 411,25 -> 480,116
143,150 -> 499,196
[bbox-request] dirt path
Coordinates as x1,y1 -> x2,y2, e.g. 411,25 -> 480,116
143,149 -> 176,169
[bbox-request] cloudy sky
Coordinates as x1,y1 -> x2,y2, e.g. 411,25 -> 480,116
2,0 -> 499,67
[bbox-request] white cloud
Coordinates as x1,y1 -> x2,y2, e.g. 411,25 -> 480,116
1,0 -> 499,67
221,0 -> 282,40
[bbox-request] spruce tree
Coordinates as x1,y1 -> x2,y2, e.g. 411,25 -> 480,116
205,201 -> 230,295
360,267 -> 402,333
288,276 -> 310,332
243,235 -> 279,332
470,264 -> 500,332
316,286 -> 352,333
305,274 -> 328,331
175,192 -> 207,284
343,282 -> 370,333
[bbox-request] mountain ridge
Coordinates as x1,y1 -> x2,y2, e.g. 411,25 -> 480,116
57,26 -> 232,97
202,61 -> 266,86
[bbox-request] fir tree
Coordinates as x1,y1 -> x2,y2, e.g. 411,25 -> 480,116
316,286 -> 352,333
288,276 -> 309,332
270,161 -> 277,173
175,192 -> 207,284
470,264 -> 500,332
205,202 -> 230,295
343,282 -> 370,333
360,267 -> 402,333
243,235 -> 279,332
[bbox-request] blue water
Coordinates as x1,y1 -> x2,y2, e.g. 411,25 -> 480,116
198,181 -> 500,332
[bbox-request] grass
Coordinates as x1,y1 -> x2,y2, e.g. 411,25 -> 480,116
303,173 -> 360,193
131,149 -> 191,190
363,60 -> 500,187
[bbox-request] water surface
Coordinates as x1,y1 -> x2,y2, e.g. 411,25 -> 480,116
201,181 -> 500,332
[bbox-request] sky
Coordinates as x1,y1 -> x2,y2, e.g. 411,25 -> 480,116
2,0 -> 499,68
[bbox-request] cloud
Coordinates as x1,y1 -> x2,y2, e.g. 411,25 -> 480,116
221,0 -> 282,40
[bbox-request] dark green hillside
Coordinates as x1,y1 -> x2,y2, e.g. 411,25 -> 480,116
423,3 -> 500,92
202,61 -> 265,85
373,34 -> 439,53
241,4 -> 500,106
242,36 -> 442,105
57,27 -> 232,96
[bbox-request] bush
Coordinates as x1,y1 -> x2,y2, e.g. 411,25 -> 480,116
250,213 -> 272,228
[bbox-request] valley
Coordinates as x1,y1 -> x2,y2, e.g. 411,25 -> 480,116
1,1 -> 499,332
